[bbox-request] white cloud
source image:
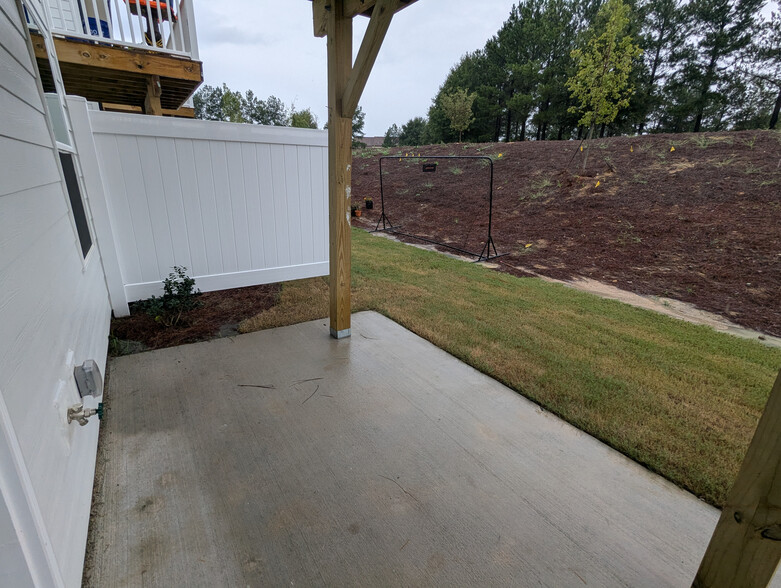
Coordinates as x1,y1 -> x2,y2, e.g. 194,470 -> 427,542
192,0 -> 518,135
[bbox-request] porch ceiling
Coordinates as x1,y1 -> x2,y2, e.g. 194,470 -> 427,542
86,312 -> 725,586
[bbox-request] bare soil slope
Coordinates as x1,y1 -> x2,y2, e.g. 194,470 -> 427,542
352,131 -> 781,336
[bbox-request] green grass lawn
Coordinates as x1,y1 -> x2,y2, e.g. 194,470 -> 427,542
240,228 -> 781,507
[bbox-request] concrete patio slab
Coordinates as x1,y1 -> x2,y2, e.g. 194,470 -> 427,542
86,311 -> 752,587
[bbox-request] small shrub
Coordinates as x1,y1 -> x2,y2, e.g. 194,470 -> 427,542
138,266 -> 200,327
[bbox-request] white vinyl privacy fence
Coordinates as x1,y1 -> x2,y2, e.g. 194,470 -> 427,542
69,98 -> 328,317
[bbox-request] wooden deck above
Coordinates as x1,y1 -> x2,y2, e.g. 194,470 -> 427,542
32,33 -> 202,115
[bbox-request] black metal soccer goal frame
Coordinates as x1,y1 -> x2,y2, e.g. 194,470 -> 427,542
372,155 -> 503,262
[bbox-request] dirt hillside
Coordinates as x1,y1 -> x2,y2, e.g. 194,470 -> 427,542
351,131 -> 781,337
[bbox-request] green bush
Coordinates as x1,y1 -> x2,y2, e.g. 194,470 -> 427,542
138,266 -> 200,327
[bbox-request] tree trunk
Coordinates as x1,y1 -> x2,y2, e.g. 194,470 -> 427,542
693,110 -> 703,133
770,88 -> 781,130
506,109 -> 513,142
599,122 -> 606,138
520,119 -> 527,141
640,21 -> 667,134
557,125 -> 564,140
582,124 -> 594,171
694,44 -> 721,133
577,126 -> 583,140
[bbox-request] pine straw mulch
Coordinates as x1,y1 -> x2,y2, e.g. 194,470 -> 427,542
109,283 -> 280,355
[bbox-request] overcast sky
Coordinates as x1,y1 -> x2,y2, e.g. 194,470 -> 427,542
192,0 -> 519,136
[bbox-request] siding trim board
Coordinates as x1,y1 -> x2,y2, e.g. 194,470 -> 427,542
0,390 -> 62,588
1,1 -> 110,586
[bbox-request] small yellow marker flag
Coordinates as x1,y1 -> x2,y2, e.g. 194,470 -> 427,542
595,181 -> 601,188
630,145 -> 634,152
525,243 -> 532,248
580,145 -> 583,152
670,146 -> 675,152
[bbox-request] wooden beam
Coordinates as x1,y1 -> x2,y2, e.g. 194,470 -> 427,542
313,0 -> 328,37
313,1 -> 374,37
344,0 -> 377,17
144,75 -> 162,115
327,1 -> 353,338
362,0 -> 418,17
341,0 -> 397,118
312,0 -> 417,37
693,369 -> 781,588
31,34 -> 202,82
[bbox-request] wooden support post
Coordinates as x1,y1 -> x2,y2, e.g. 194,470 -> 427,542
327,2 -> 353,339
314,0 -> 417,338
693,369 -> 781,588
144,75 -> 162,115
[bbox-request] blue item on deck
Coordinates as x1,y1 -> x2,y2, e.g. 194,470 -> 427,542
87,17 -> 110,38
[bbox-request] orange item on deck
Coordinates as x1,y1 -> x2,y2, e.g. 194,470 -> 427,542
125,0 -> 177,22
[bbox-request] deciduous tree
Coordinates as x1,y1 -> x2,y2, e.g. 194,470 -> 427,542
567,0 -> 642,166
440,88 -> 477,142
290,108 -> 319,129
193,84 -> 292,126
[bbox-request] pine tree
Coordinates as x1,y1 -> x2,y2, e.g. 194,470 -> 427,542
427,50 -> 503,143
676,0 -> 765,132
352,106 -> 366,148
750,11 -> 781,129
635,0 -> 686,132
383,124 -> 401,147
398,117 -> 428,146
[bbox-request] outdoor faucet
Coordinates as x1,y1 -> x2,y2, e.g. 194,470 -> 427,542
67,402 -> 104,426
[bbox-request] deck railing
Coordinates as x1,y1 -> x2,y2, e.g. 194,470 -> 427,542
41,0 -> 198,58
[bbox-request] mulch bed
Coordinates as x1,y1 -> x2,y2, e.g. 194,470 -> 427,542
110,283 -> 280,353
352,131 -> 781,337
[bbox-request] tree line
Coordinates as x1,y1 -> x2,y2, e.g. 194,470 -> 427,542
384,0 -> 781,146
193,83 -> 366,145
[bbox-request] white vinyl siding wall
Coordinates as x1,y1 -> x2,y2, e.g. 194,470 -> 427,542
0,1 -> 111,586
